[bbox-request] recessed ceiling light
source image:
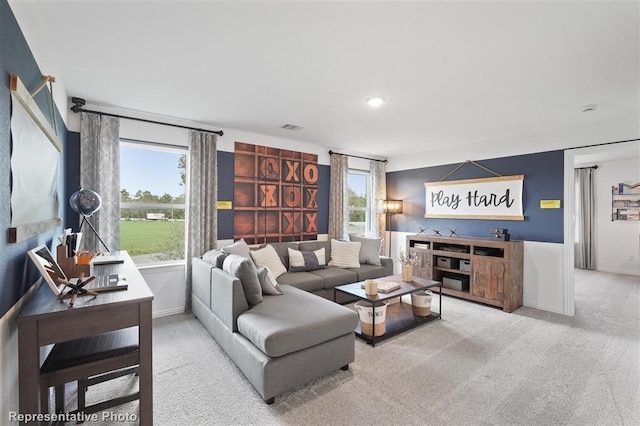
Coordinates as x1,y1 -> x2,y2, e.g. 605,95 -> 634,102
367,97 -> 385,107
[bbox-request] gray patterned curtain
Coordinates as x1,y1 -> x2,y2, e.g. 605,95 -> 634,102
185,130 -> 217,312
369,160 -> 386,245
575,168 -> 595,269
328,153 -> 348,240
79,112 -> 120,252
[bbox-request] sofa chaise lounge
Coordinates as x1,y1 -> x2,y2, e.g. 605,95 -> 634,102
192,238 -> 392,403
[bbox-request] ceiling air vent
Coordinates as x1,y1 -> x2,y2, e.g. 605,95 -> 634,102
281,123 -> 304,131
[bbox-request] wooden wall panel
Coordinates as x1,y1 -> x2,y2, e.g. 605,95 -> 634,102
234,142 -> 318,244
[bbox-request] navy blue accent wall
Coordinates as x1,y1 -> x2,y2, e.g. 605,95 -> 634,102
217,150 -> 234,240
316,163 -> 329,234
386,150 -> 564,243
0,0 -> 68,318
65,131 -> 81,229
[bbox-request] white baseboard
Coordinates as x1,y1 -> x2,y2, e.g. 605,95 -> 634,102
596,267 -> 640,277
522,300 -> 566,315
153,307 -> 185,318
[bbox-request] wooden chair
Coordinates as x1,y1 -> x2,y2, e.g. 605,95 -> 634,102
39,327 -> 140,416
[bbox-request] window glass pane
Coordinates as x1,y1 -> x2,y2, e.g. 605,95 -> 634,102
348,173 -> 367,208
348,172 -> 368,236
120,143 -> 186,265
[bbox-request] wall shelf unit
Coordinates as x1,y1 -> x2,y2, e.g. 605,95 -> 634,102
612,183 -> 640,221
407,235 -> 524,313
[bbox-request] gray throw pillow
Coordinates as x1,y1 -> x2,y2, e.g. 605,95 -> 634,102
223,254 -> 263,305
348,234 -> 382,266
202,249 -> 227,269
221,239 -> 252,258
256,267 -> 282,295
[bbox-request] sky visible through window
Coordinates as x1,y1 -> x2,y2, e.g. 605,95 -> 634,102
121,148 -> 367,200
120,146 -> 184,197
349,173 -> 366,196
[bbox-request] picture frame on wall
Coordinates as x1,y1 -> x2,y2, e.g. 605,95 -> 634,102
424,175 -> 525,221
8,74 -> 63,243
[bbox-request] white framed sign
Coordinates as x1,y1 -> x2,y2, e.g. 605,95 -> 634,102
425,175 -> 524,220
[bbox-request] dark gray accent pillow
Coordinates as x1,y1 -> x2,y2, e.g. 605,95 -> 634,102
348,234 -> 382,265
202,249 -> 227,269
288,247 -> 327,272
221,239 -> 251,259
223,254 -> 263,305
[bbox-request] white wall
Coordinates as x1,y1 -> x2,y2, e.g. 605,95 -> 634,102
594,158 -> 640,275
1,301 -> 21,423
140,264 -> 187,318
386,110 -> 638,172
66,107 -> 332,165
523,241 -> 565,313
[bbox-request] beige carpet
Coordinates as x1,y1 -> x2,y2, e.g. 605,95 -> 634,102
57,269 -> 639,425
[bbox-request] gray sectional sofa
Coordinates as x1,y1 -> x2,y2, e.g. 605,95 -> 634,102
256,240 -> 393,300
191,239 -> 393,403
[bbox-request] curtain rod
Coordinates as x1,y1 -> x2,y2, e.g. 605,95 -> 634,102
575,165 -> 598,169
328,150 -> 387,163
70,97 -> 223,136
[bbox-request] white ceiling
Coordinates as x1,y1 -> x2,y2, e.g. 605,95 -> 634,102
8,0 -> 640,159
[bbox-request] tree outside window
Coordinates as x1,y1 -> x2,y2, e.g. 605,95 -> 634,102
348,171 -> 369,236
120,141 -> 187,265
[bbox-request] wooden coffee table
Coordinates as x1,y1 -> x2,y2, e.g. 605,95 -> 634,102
333,274 -> 442,346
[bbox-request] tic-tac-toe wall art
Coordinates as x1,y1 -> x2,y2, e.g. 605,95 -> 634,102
233,142 -> 319,244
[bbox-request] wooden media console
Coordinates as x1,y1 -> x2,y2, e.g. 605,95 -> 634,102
407,235 -> 523,313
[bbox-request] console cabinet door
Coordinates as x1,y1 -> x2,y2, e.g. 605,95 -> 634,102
472,259 -> 506,302
411,250 -> 432,280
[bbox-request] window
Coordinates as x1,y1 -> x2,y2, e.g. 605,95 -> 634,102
347,171 -> 370,237
120,140 -> 187,265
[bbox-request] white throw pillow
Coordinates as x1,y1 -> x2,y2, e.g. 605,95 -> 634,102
328,239 -> 361,269
250,244 -> 287,278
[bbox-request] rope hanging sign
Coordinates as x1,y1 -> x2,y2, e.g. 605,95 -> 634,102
425,160 -> 525,221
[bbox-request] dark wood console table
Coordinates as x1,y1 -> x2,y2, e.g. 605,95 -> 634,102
17,251 -> 154,425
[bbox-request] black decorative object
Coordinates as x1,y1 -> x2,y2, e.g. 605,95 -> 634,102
448,227 -> 459,237
70,188 -> 110,252
418,226 -> 428,235
491,228 -> 510,241
432,228 -> 442,236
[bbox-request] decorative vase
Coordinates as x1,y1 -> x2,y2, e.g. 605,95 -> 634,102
402,264 -> 413,281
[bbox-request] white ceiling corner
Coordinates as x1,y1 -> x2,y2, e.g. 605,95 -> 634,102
8,0 -> 640,159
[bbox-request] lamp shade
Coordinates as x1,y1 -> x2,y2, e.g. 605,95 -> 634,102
70,188 -> 102,217
383,199 -> 403,214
